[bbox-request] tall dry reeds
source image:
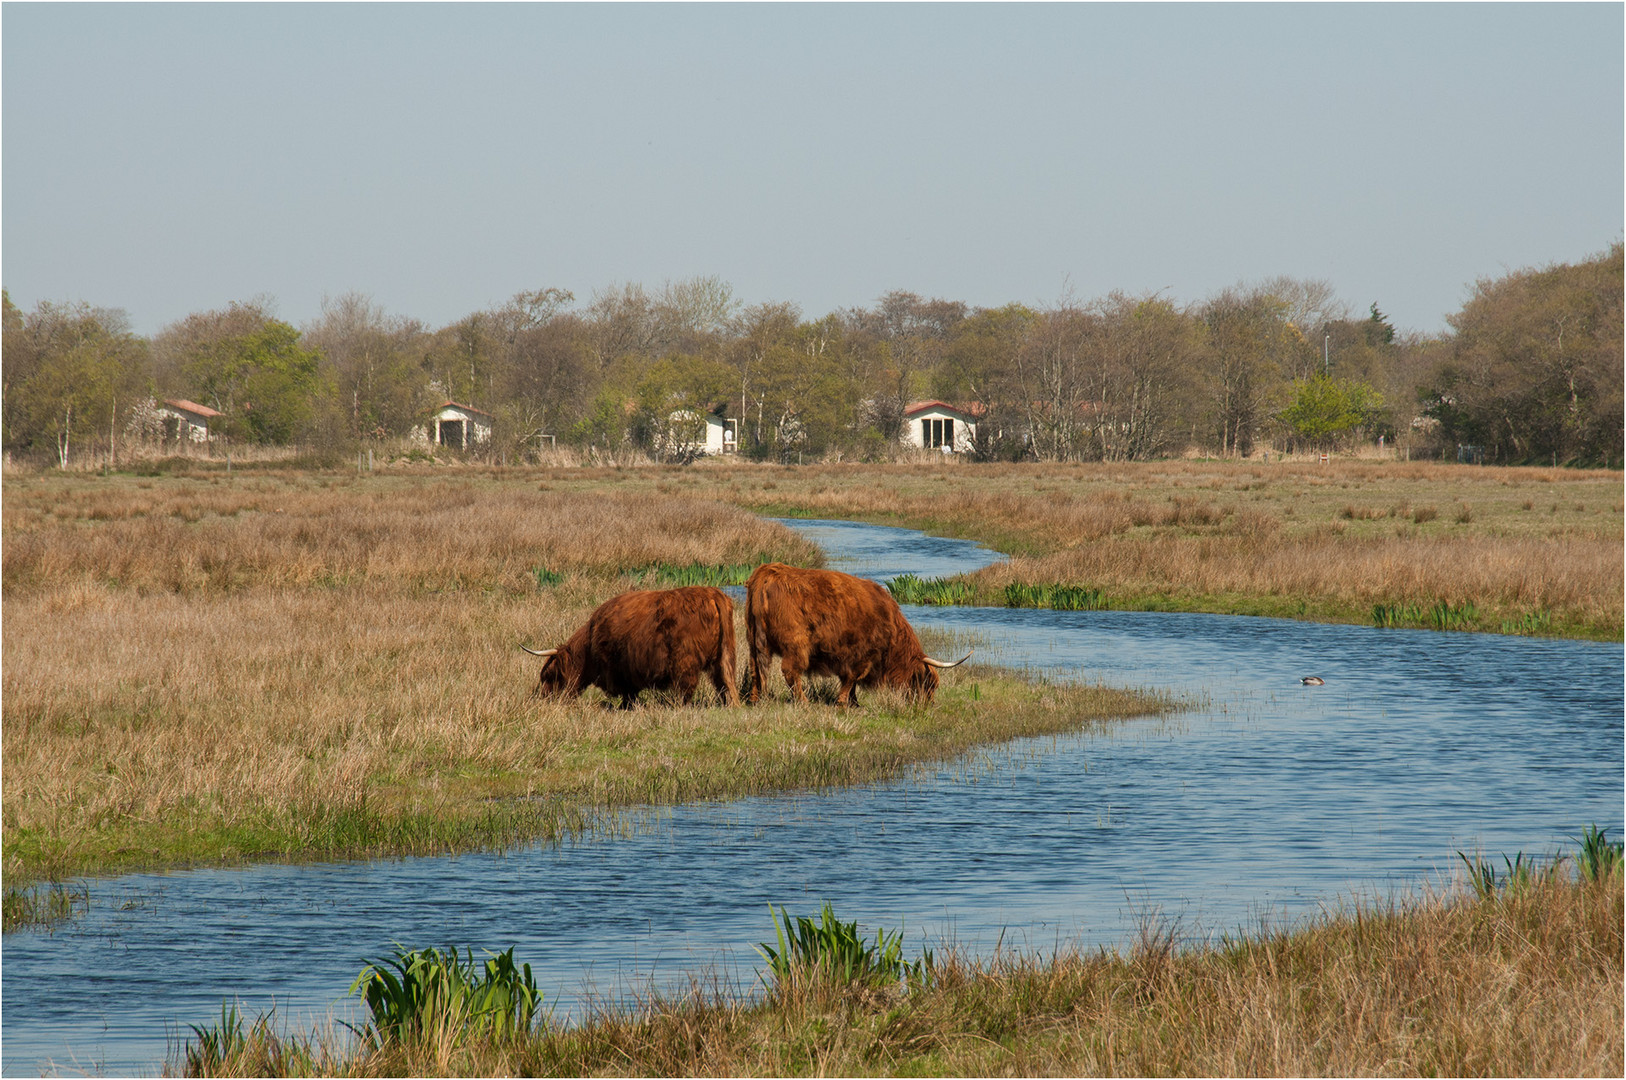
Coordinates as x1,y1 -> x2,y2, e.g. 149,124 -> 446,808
608,458 -> 1622,636
3,474 -> 821,593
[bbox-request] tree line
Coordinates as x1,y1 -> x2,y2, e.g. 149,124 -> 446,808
4,244 -> 1620,468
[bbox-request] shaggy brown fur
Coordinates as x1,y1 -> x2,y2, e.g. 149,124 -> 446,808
527,587 -> 739,708
745,563 -> 964,706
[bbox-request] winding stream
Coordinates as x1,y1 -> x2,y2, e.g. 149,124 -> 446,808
3,518 -> 1621,1076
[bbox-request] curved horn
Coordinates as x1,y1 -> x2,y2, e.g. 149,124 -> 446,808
922,649 -> 972,670
520,645 -> 559,658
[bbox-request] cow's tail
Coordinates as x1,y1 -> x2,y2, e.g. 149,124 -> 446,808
715,590 -> 741,706
744,566 -> 773,704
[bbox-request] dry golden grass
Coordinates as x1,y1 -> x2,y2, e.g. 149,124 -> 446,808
179,871 -> 1623,1077
525,457 -> 1623,637
3,472 -> 818,593
2,471 -> 1161,891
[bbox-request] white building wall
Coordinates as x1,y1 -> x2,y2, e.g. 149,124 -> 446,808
902,408 -> 977,453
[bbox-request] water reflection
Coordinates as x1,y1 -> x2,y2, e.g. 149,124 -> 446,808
2,519 -> 1619,1076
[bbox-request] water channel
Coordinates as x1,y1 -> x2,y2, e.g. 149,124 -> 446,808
3,518 -> 1622,1076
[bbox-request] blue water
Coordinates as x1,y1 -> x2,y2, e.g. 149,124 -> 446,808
3,519 -> 1620,1076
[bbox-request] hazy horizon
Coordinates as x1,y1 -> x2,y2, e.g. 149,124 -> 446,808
4,3 -> 1621,337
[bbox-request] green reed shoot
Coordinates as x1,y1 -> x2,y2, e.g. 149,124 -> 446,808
636,560 -> 768,587
532,567 -> 564,588
350,945 -> 541,1048
186,1002 -> 247,1074
1575,824 -> 1624,882
1004,582 -> 1107,611
887,574 -> 978,606
1373,599 -> 1479,631
1499,609 -> 1554,635
1,881 -> 89,932
755,902 -> 932,991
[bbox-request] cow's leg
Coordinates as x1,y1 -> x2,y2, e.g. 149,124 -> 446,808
835,679 -> 858,707
676,673 -> 700,706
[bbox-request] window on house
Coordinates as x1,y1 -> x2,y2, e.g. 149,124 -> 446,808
922,417 -> 956,449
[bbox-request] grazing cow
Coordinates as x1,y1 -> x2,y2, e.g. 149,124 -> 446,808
522,586 -> 740,708
745,563 -> 969,706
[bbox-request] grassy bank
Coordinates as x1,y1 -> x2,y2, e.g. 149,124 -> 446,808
177,861 -> 1623,1077
1,471 -> 1166,911
520,457 -> 1623,640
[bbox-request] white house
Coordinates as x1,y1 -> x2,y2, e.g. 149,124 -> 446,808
701,413 -> 739,455
661,409 -> 739,457
158,399 -> 222,443
423,401 -> 493,449
901,401 -> 982,454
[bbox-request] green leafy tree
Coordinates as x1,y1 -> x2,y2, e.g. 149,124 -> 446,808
156,302 -> 328,445
1277,375 -> 1384,449
2,295 -> 149,466
635,353 -> 736,460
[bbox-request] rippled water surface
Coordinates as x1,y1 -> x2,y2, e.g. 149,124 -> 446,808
4,518 -> 1620,1076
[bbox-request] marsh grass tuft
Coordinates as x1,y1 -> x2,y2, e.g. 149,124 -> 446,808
1576,824 -> 1625,882
1,881 -> 89,932
183,1002 -> 315,1077
1004,581 -> 1108,611
886,573 -> 978,605
635,559 -> 771,587
1457,848 -> 1560,900
350,945 -> 542,1049
755,902 -> 931,992
1373,598 -> 1479,631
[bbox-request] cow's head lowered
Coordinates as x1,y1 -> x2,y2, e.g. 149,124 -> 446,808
907,649 -> 973,702
521,640 -> 587,698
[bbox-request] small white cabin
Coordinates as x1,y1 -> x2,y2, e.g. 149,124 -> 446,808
701,413 -> 739,455
158,399 -> 222,443
901,401 -> 981,454
425,401 -> 493,449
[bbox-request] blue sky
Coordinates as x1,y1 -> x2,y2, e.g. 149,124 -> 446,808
4,3 -> 1621,336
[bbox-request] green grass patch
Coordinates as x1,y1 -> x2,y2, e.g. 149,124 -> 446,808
1004,581 -> 1109,611
756,902 -> 932,992
887,574 -> 979,606
634,559 -> 771,587
1372,599 -> 1480,631
350,945 -> 543,1049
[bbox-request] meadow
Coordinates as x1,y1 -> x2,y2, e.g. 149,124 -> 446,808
1,467 -> 1165,900
5,458 -> 1621,1076
527,456 -> 1624,639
